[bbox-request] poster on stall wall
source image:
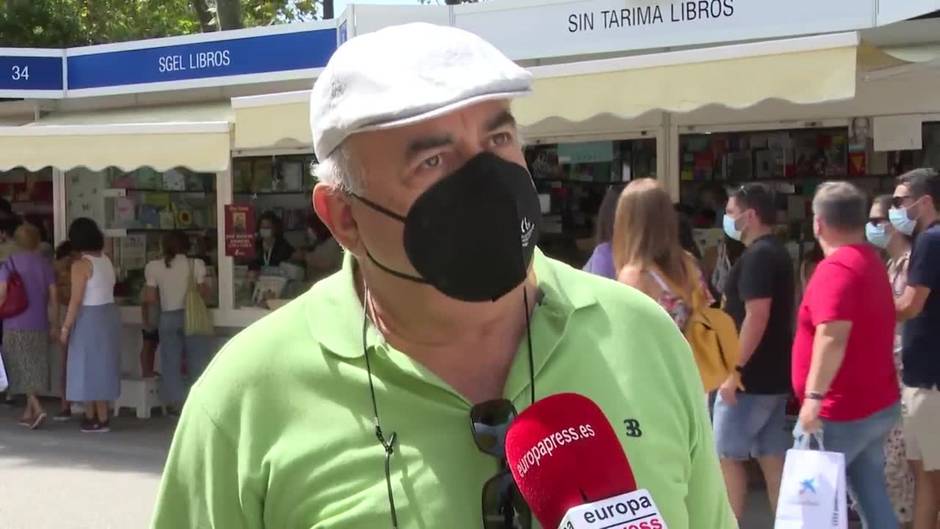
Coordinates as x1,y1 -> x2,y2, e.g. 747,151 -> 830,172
848,117 -> 870,176
121,234 -> 148,270
848,152 -> 867,177
225,204 -> 256,258
849,117 -> 871,152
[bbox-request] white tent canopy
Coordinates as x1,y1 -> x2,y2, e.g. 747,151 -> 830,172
0,103 -> 232,172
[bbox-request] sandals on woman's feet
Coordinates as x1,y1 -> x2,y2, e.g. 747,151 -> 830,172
29,412 -> 47,430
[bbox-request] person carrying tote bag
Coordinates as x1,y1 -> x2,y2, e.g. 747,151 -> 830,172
775,431 -> 847,529
184,259 -> 213,337
143,231 -> 213,415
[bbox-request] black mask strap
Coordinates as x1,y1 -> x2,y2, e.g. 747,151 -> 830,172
350,193 -> 428,285
350,193 -> 407,223
364,248 -> 428,285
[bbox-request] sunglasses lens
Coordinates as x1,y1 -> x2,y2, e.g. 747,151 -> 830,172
893,196 -> 913,208
471,399 -> 517,457
482,472 -> 531,529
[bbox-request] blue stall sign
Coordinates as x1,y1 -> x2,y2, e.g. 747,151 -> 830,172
67,24 -> 336,96
0,49 -> 64,96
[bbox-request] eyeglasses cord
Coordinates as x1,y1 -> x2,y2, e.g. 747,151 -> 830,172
363,290 -> 400,529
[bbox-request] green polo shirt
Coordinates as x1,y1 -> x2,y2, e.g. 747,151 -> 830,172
151,251 -> 735,529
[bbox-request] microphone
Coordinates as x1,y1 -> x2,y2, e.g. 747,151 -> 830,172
505,393 -> 668,529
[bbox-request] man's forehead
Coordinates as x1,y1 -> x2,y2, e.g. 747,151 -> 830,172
400,100 -> 514,134
351,100 -> 515,149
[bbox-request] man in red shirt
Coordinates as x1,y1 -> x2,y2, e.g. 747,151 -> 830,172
793,181 -> 901,529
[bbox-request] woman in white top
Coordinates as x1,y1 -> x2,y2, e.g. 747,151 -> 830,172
143,231 -> 211,412
60,218 -> 122,434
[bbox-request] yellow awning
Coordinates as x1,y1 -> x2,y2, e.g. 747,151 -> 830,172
514,33 -> 862,128
0,103 -> 232,172
232,91 -> 311,151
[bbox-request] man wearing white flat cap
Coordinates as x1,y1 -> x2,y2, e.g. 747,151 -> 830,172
152,23 -> 734,529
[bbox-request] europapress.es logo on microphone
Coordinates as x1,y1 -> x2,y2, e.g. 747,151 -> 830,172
514,423 -> 596,478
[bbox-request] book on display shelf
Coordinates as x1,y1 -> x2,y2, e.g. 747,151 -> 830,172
280,161 -> 304,191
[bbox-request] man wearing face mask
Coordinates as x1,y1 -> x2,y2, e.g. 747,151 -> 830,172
892,168 -> 940,527
151,23 -> 734,529
713,183 -> 794,520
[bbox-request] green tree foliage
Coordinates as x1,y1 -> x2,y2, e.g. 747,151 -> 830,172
0,0 -> 319,47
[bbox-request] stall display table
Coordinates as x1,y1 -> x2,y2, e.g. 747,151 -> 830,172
113,377 -> 165,419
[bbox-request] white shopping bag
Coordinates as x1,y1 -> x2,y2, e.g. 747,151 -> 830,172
774,431 -> 847,529
0,347 -> 8,392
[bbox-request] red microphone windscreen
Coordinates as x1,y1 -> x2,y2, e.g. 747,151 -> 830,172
505,393 -> 637,529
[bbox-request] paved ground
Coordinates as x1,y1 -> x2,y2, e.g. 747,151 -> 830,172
0,401 -> 775,529
0,403 -> 174,529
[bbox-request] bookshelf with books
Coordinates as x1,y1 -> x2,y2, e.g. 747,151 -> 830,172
524,138 -> 657,265
677,123 -> 940,273
230,154 -> 335,310
0,167 -> 55,246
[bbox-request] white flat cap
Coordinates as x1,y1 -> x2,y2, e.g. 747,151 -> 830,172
309,22 -> 532,160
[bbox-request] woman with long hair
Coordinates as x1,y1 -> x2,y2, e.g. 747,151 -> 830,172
60,218 -> 121,433
143,231 -> 211,414
53,240 -> 77,421
583,184 -> 624,279
614,178 -> 712,330
868,194 -> 916,526
0,223 -> 58,429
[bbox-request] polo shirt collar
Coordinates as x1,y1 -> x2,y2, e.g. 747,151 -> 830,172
306,249 -> 598,362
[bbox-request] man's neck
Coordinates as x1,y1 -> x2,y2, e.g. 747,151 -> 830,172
743,225 -> 773,247
363,274 -> 534,344
917,209 -> 939,233
358,266 -> 538,402
820,232 -> 865,257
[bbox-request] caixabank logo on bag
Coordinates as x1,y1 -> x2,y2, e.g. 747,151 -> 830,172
794,477 -> 819,507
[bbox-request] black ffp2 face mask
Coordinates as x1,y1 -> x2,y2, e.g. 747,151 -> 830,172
352,151 -> 542,302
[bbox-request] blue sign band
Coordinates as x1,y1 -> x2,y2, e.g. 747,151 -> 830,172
68,28 -> 336,90
0,55 -> 63,91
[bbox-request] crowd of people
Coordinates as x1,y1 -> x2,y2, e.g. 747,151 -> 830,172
1,212 -> 216,432
0,214 -> 124,432
584,170 -> 940,529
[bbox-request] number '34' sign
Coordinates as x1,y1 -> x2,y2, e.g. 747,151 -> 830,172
11,65 -> 30,80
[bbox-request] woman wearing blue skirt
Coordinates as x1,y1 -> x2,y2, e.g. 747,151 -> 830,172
60,218 -> 121,433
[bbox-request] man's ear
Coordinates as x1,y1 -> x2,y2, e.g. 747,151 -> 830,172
925,194 -> 938,215
313,184 -> 361,256
812,215 -> 823,239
